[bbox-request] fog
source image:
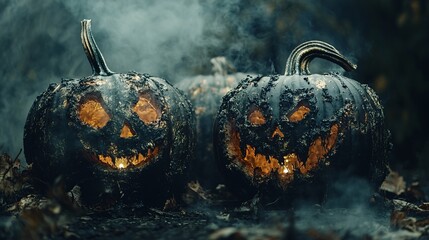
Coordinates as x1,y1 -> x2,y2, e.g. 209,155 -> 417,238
0,0 -> 364,163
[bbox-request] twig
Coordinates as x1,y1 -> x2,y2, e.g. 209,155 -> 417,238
2,149 -> 22,179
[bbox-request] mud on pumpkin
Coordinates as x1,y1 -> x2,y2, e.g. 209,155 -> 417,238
77,90 -> 162,170
23,20 -> 195,206
226,108 -> 340,187
214,41 -> 390,196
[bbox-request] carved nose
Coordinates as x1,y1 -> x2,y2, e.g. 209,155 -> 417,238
271,127 -> 284,138
120,122 -> 135,138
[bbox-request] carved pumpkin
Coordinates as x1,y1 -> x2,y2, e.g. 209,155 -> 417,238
176,57 -> 251,188
23,20 -> 196,206
214,41 -> 390,200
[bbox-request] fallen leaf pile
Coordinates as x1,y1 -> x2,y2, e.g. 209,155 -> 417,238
379,168 -> 429,238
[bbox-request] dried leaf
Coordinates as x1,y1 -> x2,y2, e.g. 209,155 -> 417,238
188,181 -> 210,200
392,199 -> 429,214
182,181 -> 214,205
67,185 -> 82,207
15,185 -> 82,239
0,152 -> 24,196
216,212 -> 230,221
163,197 -> 179,212
391,200 -> 429,235
380,169 -> 406,195
390,210 -> 407,228
420,203 -> 429,211
13,194 -> 50,212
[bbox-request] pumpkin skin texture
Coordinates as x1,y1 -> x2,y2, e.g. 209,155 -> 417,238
23,20 -> 196,207
176,57 -> 251,188
214,41 -> 390,201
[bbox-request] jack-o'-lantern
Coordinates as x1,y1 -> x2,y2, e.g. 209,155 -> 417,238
214,40 -> 390,200
23,20 -> 196,206
176,57 -> 252,188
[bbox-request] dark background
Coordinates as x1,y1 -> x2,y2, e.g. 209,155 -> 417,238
0,0 -> 428,178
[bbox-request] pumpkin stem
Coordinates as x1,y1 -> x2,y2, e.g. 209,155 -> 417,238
284,40 -> 357,76
211,56 -> 236,76
81,19 -> 114,76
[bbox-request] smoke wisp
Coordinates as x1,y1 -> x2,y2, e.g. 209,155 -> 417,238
0,0 -> 365,164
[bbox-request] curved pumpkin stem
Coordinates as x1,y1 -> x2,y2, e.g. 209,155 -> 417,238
284,40 -> 357,76
81,19 -> 114,76
211,56 -> 236,76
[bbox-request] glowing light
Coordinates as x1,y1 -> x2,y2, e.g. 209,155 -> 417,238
283,167 -> 289,174
288,105 -> 310,123
248,109 -> 266,125
97,147 -> 159,169
120,123 -> 135,138
78,99 -> 110,129
133,95 -> 161,124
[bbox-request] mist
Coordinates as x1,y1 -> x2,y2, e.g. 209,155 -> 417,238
0,0 -> 366,163
0,0 -> 418,235
294,177 -> 389,237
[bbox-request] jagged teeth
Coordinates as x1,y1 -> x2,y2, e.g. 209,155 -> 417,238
97,147 -> 158,169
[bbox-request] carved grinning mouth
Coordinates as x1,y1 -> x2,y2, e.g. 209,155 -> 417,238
94,146 -> 159,169
226,123 -> 339,187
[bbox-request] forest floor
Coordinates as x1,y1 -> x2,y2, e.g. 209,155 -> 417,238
1,153 -> 429,240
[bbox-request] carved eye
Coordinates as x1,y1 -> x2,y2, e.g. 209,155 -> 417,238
133,93 -> 161,124
78,97 -> 110,129
287,105 -> 310,122
248,107 -> 266,126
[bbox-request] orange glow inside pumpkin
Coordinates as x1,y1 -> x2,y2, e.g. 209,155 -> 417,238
288,105 -> 310,122
120,123 -> 135,138
78,94 -> 162,170
78,99 -> 110,129
226,120 -> 339,187
248,108 -> 266,126
271,127 -> 285,138
97,147 -> 159,169
133,94 -> 161,124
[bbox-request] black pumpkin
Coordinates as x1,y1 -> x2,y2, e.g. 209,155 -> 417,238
214,40 -> 390,200
176,57 -> 251,188
23,20 -> 196,206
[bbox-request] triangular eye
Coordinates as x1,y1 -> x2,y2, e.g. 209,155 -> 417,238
248,107 -> 266,126
287,105 -> 310,123
78,97 -> 110,129
133,93 -> 161,124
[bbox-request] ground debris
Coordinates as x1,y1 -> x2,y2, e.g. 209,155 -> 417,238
149,207 -> 185,217
183,182 -> 237,206
0,151 -> 31,203
183,181 -> 215,203
380,168 -> 426,203
215,212 -> 230,221
1,178 -> 82,240
377,169 -> 429,237
380,168 -> 406,196
390,199 -> 429,236
163,197 -> 180,212
1,164 -> 428,239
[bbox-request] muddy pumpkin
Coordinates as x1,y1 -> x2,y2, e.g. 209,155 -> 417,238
176,57 -> 251,188
214,40 -> 390,200
23,20 -> 196,206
